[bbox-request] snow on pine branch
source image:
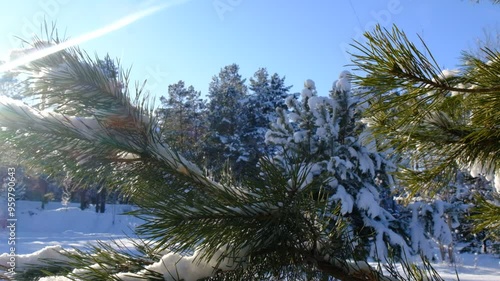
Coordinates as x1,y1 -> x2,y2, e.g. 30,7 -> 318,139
9,38 -> 148,126
0,97 -> 205,180
0,246 -> 72,279
0,245 -> 242,281
3,39 -> 215,181
112,248 -> 243,281
0,97 -> 101,140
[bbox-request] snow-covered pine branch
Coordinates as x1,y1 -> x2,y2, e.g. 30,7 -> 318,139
0,97 -> 207,183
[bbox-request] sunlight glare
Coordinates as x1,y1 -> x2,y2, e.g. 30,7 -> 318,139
0,0 -> 191,73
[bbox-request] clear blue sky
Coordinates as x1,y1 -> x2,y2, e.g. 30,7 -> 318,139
0,0 -> 498,100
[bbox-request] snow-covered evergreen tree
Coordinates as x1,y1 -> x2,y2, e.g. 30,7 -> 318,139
205,64 -> 248,177
240,68 -> 291,167
402,169 -> 498,261
266,72 -> 410,261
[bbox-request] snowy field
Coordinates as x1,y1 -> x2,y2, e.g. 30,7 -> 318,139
1,200 -> 499,280
0,200 -> 141,255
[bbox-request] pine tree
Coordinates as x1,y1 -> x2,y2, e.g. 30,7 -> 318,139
97,54 -> 119,79
93,54 -> 120,213
241,68 -> 291,167
350,24 -> 500,239
156,80 -> 207,162
205,64 -> 248,177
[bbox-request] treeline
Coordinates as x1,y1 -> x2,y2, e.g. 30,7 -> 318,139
155,64 -> 291,178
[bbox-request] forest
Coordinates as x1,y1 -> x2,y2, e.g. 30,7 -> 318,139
0,8 -> 499,281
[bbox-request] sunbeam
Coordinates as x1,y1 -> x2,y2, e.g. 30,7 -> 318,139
0,0 -> 191,73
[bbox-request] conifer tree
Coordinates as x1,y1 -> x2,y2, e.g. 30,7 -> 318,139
97,54 -> 119,80
266,73 -> 410,261
205,64 -> 248,177
241,68 -> 291,167
156,80 -> 207,162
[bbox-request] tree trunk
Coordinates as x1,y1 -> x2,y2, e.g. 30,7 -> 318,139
99,187 -> 106,213
446,214 -> 455,263
80,189 -> 88,210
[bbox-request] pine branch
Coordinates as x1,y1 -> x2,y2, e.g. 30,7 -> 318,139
351,25 -> 500,96
471,194 -> 500,239
0,96 -> 208,187
3,34 -> 207,179
350,24 -> 500,195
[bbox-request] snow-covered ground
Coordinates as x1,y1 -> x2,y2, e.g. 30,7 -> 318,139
0,200 -> 141,255
1,200 -> 499,280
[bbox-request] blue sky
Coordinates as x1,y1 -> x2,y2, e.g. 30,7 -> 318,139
0,0 -> 498,100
